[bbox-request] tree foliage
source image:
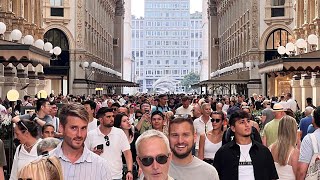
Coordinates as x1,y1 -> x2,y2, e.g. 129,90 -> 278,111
181,72 -> 200,91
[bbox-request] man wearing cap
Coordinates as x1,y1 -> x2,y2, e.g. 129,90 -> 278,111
214,110 -> 278,180
260,100 -> 274,128
175,96 -> 193,117
262,103 -> 286,147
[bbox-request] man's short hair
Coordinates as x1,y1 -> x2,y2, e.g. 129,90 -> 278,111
169,116 -> 194,134
151,110 -> 164,119
313,106 -> 320,127
286,93 -> 292,98
229,110 -> 250,126
82,100 -> 96,110
36,98 -> 49,112
42,124 -> 55,134
111,102 -> 120,108
59,103 -> 89,126
24,95 -> 30,101
135,129 -> 170,156
158,94 -> 167,99
96,107 -> 113,119
306,97 -> 313,103
181,96 -> 189,102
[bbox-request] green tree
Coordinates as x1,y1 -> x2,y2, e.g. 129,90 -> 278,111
181,72 -> 200,92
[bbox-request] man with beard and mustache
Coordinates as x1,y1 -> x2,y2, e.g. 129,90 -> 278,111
168,117 -> 219,180
52,103 -> 112,180
213,110 -> 278,180
85,107 -> 133,180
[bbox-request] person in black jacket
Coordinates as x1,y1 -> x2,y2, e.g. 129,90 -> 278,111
214,110 -> 278,180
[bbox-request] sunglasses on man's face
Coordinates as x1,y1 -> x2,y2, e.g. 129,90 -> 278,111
211,118 -> 221,123
104,135 -> 110,146
139,154 -> 169,166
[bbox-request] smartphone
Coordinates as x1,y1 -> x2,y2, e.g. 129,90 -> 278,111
145,109 -> 150,114
96,144 -> 103,150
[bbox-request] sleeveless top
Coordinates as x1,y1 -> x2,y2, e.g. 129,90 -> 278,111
204,134 -> 222,159
274,149 -> 296,180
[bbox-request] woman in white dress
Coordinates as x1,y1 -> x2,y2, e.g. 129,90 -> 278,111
269,115 -> 300,180
10,119 -> 42,180
198,111 -> 224,165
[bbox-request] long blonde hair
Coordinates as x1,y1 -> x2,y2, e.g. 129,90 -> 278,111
273,115 -> 297,166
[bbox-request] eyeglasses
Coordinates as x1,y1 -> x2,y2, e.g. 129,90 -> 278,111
104,135 -> 110,146
139,154 -> 169,166
112,108 -> 118,111
17,121 -> 29,132
211,118 -> 221,123
174,114 -> 189,119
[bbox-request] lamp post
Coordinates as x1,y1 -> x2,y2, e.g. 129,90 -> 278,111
278,34 -> 319,56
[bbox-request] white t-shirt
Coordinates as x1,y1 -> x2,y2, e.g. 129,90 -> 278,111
193,116 -> 213,150
87,118 -> 98,132
287,99 -> 297,112
85,127 -> 130,179
175,105 -> 193,117
10,139 -> 42,180
238,143 -> 255,180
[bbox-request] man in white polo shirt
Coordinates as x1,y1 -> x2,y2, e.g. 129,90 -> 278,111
85,107 -> 133,180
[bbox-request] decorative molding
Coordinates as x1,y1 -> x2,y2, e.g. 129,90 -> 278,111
251,0 -> 258,48
115,0 -> 124,17
76,0 -> 84,49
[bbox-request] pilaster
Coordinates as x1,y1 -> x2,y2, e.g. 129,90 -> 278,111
16,64 -> 29,97
291,75 -> 302,109
27,65 -> 39,97
300,74 -> 312,110
311,73 -> 320,106
3,63 -> 18,99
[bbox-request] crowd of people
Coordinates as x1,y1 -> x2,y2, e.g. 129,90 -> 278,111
0,92 -> 319,180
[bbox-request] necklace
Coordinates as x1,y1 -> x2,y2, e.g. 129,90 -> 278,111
24,140 -> 37,149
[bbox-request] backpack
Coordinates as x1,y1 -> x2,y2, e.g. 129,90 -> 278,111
18,156 -> 63,180
305,133 -> 320,180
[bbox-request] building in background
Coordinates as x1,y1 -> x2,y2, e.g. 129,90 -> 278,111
197,0 -> 297,97
42,0 -> 137,96
132,0 -> 202,93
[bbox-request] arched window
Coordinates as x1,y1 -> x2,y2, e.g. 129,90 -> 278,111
44,28 -> 69,66
265,29 -> 291,50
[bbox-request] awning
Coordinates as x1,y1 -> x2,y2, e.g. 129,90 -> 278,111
0,40 -> 51,66
192,70 -> 250,87
74,78 -> 139,87
258,50 -> 320,74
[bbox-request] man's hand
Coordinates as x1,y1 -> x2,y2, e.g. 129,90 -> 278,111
126,171 -> 133,180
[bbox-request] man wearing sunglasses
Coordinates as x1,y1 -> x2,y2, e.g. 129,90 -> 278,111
213,110 -> 278,180
136,129 -> 173,180
85,107 -> 133,180
168,117 -> 219,180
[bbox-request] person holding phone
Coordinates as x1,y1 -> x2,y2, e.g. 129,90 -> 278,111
135,102 -> 152,134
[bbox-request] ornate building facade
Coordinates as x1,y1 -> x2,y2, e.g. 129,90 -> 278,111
42,0 -> 128,95
200,0 -> 297,98
0,0 -> 49,98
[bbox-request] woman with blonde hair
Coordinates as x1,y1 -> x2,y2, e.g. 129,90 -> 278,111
269,115 -> 300,179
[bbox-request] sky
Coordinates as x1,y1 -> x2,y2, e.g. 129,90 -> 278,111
131,0 -> 202,17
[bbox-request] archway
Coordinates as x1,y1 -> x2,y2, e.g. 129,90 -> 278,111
43,28 -> 70,95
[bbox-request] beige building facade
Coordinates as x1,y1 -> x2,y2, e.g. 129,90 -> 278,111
200,0 -> 302,99
42,0 -> 128,96
0,0 -> 50,99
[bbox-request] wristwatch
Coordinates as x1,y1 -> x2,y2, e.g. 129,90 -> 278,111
126,171 -> 132,175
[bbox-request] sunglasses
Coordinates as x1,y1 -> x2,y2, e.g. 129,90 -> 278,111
104,135 -> 110,146
211,118 -> 221,123
139,154 -> 169,166
112,108 -> 118,111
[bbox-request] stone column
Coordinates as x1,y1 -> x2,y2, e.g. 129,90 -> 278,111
27,64 -> 39,97
208,0 -> 218,76
16,63 -> 29,97
300,74 -> 313,110
3,63 -> 18,99
0,64 -> 5,99
291,75 -> 302,109
311,73 -> 320,106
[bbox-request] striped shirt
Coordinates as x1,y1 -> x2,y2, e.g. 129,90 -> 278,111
52,143 -> 112,180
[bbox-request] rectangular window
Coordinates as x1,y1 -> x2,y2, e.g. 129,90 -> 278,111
51,7 -> 64,16
50,0 -> 63,6
271,8 -> 284,17
166,60 -> 169,64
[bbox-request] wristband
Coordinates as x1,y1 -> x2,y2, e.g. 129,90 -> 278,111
126,171 -> 132,174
